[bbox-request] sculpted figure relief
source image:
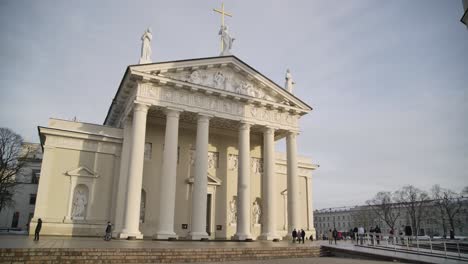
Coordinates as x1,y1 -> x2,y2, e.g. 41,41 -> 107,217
188,70 -> 202,84
251,158 -> 263,174
228,154 -> 238,171
72,185 -> 88,219
213,71 -> 225,89
252,200 -> 261,225
207,152 -> 219,169
229,197 -> 237,225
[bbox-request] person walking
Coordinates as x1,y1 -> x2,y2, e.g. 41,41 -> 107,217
375,225 -> 381,245
34,218 -> 42,241
104,222 -> 112,241
389,227 -> 395,245
332,228 -> 338,245
328,229 -> 333,245
292,228 -> 297,243
369,226 -> 375,245
404,225 -> 412,245
300,229 -> 306,244
358,226 -> 364,245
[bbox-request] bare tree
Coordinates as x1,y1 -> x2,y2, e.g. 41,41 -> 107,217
0,128 -> 29,212
366,191 -> 401,232
431,184 -> 464,237
350,206 -> 379,230
462,186 -> 468,196
396,185 -> 430,236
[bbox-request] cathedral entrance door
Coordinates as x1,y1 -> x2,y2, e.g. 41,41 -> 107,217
206,193 -> 212,236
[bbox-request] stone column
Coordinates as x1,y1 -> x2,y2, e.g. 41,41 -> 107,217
113,118 -> 132,238
260,127 -> 279,240
234,122 -> 252,240
154,108 -> 181,240
188,114 -> 211,240
121,103 -> 149,239
286,131 -> 300,233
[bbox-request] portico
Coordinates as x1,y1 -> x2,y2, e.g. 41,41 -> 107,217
106,56 -> 313,240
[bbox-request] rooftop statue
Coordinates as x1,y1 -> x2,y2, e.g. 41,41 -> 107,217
139,28 -> 152,64
219,25 -> 235,56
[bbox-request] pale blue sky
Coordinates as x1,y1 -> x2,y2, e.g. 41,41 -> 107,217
1,0 -> 467,209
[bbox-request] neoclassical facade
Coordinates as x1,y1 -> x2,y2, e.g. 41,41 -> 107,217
32,56 -> 317,240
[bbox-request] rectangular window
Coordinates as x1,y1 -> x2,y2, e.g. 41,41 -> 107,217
144,142 -> 152,160
29,194 -> 37,205
31,170 -> 40,184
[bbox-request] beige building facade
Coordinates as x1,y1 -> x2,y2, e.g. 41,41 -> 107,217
31,56 -> 317,240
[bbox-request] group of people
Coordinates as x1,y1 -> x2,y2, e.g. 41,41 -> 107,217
327,228 -> 339,245
32,219 -> 113,242
291,228 -> 307,243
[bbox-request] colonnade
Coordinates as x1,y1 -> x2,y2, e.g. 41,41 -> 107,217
117,103 -> 300,240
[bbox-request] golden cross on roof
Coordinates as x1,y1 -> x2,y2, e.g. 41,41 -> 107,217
213,3 -> 232,52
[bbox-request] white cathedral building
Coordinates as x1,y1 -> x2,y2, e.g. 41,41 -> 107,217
31,25 -> 318,240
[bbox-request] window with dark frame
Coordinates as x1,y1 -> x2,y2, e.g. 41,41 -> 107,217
31,170 -> 40,184
29,194 -> 37,205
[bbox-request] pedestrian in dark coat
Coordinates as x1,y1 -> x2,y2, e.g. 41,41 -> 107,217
34,218 -> 42,241
292,229 -> 297,243
104,222 -> 112,241
375,225 -> 381,245
332,228 -> 338,245
300,229 -> 306,244
404,225 -> 412,244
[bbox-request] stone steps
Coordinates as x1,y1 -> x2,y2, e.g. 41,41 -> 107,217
0,246 -> 321,263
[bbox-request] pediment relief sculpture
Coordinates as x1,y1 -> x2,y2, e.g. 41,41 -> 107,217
159,68 -> 281,103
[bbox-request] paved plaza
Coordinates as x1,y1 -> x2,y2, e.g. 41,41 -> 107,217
3,235 -> 468,263
0,235 -> 318,249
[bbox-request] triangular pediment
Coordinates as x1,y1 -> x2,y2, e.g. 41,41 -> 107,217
186,172 -> 222,186
128,56 -> 312,111
66,166 -> 99,178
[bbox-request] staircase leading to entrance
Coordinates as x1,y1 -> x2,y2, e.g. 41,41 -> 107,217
0,246 -> 321,263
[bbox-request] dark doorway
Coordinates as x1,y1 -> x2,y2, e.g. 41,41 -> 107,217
206,194 -> 212,236
11,212 -> 19,228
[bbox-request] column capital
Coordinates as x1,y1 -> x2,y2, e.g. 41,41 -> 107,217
239,122 -> 253,130
287,130 -> 300,136
262,126 -> 276,134
164,107 -> 183,117
133,102 -> 150,113
197,113 -> 213,121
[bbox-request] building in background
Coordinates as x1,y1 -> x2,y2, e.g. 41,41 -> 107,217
314,199 -> 468,239
0,143 -> 42,232
462,0 -> 468,27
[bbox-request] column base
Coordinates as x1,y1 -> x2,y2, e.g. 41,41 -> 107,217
233,233 -> 252,241
153,231 -> 178,240
187,231 -> 209,240
118,230 -> 143,240
259,233 -> 282,241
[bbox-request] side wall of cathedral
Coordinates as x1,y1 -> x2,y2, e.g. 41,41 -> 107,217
31,119 -> 123,236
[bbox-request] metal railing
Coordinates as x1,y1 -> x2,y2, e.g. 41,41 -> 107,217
351,232 -> 468,260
